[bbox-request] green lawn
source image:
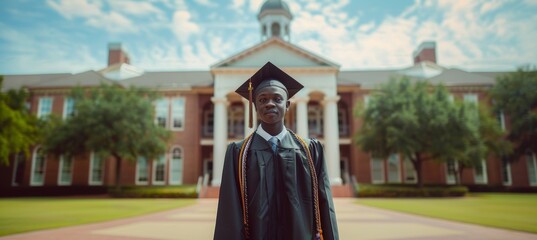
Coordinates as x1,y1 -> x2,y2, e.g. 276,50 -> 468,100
0,198 -> 195,236
356,193 -> 537,233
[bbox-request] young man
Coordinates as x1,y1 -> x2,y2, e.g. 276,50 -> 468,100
214,62 -> 339,240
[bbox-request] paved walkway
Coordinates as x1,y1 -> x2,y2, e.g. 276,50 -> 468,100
2,198 -> 536,240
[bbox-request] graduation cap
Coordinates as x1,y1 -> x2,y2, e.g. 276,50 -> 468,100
235,61 -> 304,128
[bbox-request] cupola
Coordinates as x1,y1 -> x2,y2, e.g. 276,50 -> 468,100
258,0 -> 292,41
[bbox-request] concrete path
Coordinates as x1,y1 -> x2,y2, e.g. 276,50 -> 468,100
2,198 -> 536,240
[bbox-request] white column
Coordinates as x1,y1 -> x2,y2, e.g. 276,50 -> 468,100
211,97 -> 229,186
242,98 -> 257,137
322,96 -> 342,185
294,97 -> 309,139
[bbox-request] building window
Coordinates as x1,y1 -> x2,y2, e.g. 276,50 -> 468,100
38,97 -> 53,119
171,97 -> 185,130
387,154 -> 401,183
58,155 -> 73,186
363,95 -> 370,108
12,153 -> 26,186
30,147 -> 47,186
203,108 -> 214,137
155,98 -> 168,128
526,151 -> 537,186
170,147 -> 183,185
474,159 -> 488,184
371,157 -> 384,184
308,103 -> 323,138
89,153 -> 104,185
464,94 -> 479,124
136,157 -> 149,185
153,155 -> 166,185
63,97 -> 75,119
501,157 -> 512,186
497,110 -> 506,130
271,22 -> 280,37
446,159 -> 458,184
338,104 -> 349,137
403,157 -> 417,183
228,104 -> 244,138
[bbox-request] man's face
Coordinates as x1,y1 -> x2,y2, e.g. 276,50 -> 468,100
254,85 -> 290,125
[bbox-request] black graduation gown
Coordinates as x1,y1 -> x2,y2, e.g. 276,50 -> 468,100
214,133 -> 339,240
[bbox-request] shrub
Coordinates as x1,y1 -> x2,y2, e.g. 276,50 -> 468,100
355,183 -> 468,198
109,185 -> 198,198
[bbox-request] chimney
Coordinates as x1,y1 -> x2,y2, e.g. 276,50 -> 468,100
107,43 -> 130,66
413,41 -> 436,64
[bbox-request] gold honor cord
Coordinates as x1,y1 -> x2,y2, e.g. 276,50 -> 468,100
237,131 -> 323,240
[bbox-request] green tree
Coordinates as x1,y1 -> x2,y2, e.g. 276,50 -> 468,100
0,76 -> 41,165
490,67 -> 537,159
449,104 -> 512,184
356,77 -> 483,187
43,84 -> 171,188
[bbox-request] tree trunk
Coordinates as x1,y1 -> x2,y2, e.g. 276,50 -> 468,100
410,153 -> 424,188
458,164 -> 465,185
113,153 -> 122,191
415,153 -> 424,188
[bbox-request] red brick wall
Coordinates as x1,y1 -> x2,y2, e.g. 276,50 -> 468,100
414,48 -> 436,64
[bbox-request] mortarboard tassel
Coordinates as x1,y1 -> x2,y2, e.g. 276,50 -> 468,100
248,79 -> 253,128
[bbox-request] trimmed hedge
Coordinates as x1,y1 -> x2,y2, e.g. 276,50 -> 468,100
356,184 -> 468,198
109,185 -> 198,198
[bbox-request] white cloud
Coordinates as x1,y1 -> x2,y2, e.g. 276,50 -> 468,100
46,0 -> 102,19
171,10 -> 200,43
231,0 -> 246,10
0,23 -> 102,74
86,11 -> 135,33
109,1 -> 165,17
47,0 -> 136,32
195,0 -> 218,8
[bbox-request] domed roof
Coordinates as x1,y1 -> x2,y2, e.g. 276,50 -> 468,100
258,0 -> 292,19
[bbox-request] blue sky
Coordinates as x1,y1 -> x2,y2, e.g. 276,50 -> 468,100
1,0 -> 536,74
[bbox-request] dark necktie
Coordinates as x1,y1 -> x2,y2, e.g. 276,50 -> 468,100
268,137 -> 278,153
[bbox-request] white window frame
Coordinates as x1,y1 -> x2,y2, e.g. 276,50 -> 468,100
88,152 -> 104,185
203,108 -> 214,137
169,147 -> 184,185
446,159 -> 459,185
152,155 -> 166,185
30,147 -> 47,186
371,157 -> 385,184
527,152 -> 537,186
387,154 -> 401,183
62,97 -> 75,119
155,98 -> 169,128
474,159 -> 488,184
498,110 -> 506,130
338,105 -> 349,136
171,97 -> 186,131
136,157 -> 149,185
502,157 -> 512,186
58,155 -> 74,186
363,95 -> 370,108
464,93 -> 479,124
37,97 -> 53,119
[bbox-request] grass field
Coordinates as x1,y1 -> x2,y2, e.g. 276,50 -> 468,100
356,193 -> 537,234
0,198 -> 195,236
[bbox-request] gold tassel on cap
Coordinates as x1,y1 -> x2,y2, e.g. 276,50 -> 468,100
248,79 -> 253,128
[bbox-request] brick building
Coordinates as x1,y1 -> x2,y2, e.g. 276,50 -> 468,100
1,0 -> 536,196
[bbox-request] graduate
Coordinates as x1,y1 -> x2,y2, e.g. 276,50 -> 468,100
214,62 -> 339,240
